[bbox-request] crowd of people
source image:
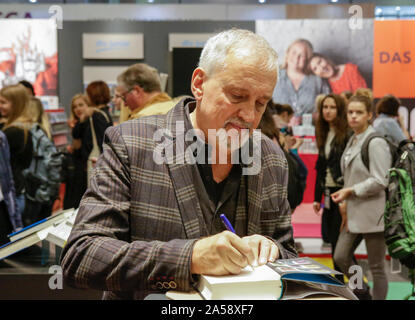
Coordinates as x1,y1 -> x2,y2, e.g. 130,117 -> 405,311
0,28 -> 411,300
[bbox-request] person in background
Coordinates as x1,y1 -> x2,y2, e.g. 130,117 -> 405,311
26,97 -> 52,139
19,80 -> 35,97
332,94 -> 391,300
85,80 -> 113,126
112,86 -> 130,124
60,28 -> 297,300
258,105 -> 306,214
0,130 -> 22,246
307,53 -> 367,95
269,103 -> 294,132
22,97 -> 54,226
62,94 -> 90,209
273,39 -> 330,118
116,63 -> 176,121
354,88 -> 373,102
72,91 -> 112,175
0,84 -> 33,220
313,93 -> 352,281
373,94 -> 410,145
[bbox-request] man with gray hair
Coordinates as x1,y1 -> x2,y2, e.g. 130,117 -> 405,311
61,28 -> 296,300
117,63 -> 175,120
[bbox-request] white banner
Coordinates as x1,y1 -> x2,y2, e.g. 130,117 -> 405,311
83,33 -> 144,59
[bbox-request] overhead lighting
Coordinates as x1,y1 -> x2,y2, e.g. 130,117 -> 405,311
258,0 -> 266,3
29,0 -> 37,3
330,0 -> 339,3
375,8 -> 383,14
396,6 -> 401,11
148,0 -> 154,3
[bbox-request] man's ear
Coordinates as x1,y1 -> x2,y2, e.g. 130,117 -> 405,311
133,84 -> 144,94
191,67 -> 206,101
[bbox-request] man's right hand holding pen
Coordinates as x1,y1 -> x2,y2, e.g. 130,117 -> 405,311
190,231 -> 280,276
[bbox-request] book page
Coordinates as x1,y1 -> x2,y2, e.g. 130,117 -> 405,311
201,265 -> 280,285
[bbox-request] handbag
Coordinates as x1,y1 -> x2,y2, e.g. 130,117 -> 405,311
87,115 -> 100,187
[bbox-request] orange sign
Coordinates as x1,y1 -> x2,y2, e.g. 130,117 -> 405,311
373,20 -> 415,98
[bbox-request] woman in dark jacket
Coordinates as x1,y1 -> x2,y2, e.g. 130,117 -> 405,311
313,93 -> 351,280
0,130 -> 22,245
86,80 -> 113,126
63,93 -> 111,209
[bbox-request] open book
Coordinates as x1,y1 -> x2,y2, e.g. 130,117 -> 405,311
0,208 -> 77,260
197,257 -> 357,300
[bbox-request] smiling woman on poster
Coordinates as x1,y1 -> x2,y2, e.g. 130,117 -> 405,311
273,39 -> 330,119
308,53 -> 367,95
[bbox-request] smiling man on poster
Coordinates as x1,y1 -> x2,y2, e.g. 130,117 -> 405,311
60,28 -> 297,300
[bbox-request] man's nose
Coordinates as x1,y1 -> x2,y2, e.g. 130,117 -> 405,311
239,105 -> 255,125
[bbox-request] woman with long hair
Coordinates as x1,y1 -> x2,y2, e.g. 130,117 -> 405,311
23,97 -> 55,226
307,53 -> 367,95
27,97 -> 52,139
313,93 -> 351,280
62,94 -> 89,209
332,95 -> 391,300
0,84 -> 33,219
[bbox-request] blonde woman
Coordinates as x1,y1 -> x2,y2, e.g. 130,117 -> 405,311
62,94 -> 89,209
24,97 -> 56,226
27,97 -> 52,139
0,84 -> 33,220
273,39 -> 330,117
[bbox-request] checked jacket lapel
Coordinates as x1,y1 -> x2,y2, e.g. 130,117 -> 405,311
164,99 -> 208,239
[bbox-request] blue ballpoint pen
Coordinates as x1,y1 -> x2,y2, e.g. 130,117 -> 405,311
220,213 -> 255,270
220,214 -> 236,233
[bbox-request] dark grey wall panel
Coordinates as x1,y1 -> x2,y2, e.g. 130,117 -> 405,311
58,21 -> 254,114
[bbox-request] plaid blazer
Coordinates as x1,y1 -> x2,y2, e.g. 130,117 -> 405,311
60,97 -> 297,300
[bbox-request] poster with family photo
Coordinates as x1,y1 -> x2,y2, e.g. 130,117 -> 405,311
256,19 -> 373,118
267,257 -> 342,275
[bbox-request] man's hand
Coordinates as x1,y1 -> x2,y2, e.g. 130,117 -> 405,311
242,235 -> 279,266
191,231 -> 255,276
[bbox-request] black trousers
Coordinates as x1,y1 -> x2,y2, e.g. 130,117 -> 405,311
0,201 -> 13,246
321,186 -> 359,283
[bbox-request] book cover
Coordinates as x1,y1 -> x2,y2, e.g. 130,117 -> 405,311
266,257 -> 358,300
197,257 -> 358,300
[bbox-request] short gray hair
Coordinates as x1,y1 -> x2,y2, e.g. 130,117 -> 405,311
198,28 -> 279,76
117,63 -> 162,93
